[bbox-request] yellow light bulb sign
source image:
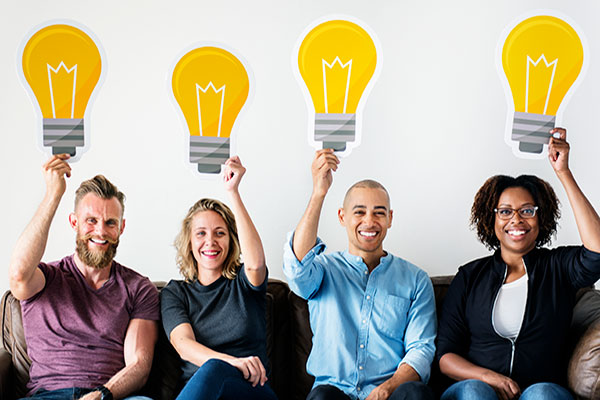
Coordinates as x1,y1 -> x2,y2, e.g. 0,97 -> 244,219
499,13 -> 586,157
19,21 -> 104,160
171,46 -> 250,174
295,17 -> 380,154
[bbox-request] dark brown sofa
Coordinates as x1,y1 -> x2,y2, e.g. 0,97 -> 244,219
2,277 -> 600,400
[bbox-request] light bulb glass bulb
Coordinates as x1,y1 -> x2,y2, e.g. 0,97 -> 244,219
501,15 -> 584,154
21,23 -> 102,157
297,19 -> 378,151
172,46 -> 249,174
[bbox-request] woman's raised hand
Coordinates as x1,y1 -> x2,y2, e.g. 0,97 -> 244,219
223,156 -> 246,193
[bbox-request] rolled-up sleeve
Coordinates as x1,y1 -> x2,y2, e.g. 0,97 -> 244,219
282,231 -> 327,300
558,246 -> 600,288
400,270 -> 437,383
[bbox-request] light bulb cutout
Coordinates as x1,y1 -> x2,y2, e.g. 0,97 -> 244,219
20,22 -> 104,159
499,13 -> 585,156
295,17 -> 380,154
172,46 -> 250,174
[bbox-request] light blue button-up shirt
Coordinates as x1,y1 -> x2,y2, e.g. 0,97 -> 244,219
283,232 -> 436,400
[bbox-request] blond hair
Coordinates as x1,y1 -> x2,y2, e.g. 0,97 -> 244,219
174,198 -> 241,281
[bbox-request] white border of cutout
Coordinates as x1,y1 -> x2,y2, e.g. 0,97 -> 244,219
292,15 -> 383,158
167,42 -> 255,179
495,9 -> 589,160
17,19 -> 107,163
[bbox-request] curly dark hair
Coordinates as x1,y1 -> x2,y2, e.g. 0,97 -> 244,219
470,175 -> 561,250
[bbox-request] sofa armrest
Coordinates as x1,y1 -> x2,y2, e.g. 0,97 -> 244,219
568,289 -> 600,399
0,348 -> 14,399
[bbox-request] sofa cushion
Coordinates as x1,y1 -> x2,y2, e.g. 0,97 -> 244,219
1,290 -> 30,399
288,291 -> 314,400
265,278 -> 292,400
568,288 -> 600,399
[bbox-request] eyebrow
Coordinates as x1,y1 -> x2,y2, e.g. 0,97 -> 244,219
352,205 -> 388,211
85,215 -> 120,222
497,202 -> 535,207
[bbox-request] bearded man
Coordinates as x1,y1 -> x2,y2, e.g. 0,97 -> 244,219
9,154 -> 159,400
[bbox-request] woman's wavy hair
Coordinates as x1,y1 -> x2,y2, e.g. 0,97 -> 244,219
174,198 -> 241,282
470,175 -> 560,250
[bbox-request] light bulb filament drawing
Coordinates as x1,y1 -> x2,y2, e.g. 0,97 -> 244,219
196,82 -> 225,137
525,55 -> 557,115
296,17 -> 380,154
19,22 -> 104,159
47,61 -> 77,119
171,45 -> 250,175
499,13 -> 585,156
322,57 -> 352,114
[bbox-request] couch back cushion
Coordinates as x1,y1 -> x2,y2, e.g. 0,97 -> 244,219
1,290 -> 31,398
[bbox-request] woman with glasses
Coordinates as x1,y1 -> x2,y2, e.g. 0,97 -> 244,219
437,128 -> 600,400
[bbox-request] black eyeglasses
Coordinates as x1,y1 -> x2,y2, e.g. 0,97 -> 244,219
493,206 -> 538,220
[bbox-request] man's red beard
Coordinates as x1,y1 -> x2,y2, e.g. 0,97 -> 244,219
75,233 -> 120,270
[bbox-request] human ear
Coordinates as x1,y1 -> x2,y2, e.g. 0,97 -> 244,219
68,213 -> 77,231
338,207 -> 345,225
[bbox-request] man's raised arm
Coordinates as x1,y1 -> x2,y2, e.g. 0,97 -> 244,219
292,149 -> 339,261
9,154 -> 71,300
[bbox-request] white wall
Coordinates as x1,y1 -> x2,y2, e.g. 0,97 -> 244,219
2,0 -> 600,294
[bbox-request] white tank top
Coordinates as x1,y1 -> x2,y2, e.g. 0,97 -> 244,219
493,272 -> 528,340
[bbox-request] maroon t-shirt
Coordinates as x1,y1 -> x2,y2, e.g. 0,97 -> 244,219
20,255 -> 159,393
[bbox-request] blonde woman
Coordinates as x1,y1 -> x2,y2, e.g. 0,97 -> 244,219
161,156 -> 277,400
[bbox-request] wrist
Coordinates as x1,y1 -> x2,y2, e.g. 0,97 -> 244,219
555,168 -> 573,179
225,187 -> 241,198
93,385 -> 113,400
310,189 -> 327,202
43,189 -> 64,204
221,354 -> 238,364
478,368 -> 497,383
378,384 -> 392,397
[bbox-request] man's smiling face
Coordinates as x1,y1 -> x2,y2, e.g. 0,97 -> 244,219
339,186 -> 392,259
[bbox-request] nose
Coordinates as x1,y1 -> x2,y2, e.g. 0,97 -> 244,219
509,211 -> 525,223
363,212 -> 375,225
205,232 -> 217,243
94,222 -> 108,237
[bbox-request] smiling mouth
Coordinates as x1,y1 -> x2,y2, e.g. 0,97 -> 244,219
507,229 -> 528,239
359,231 -> 378,238
89,238 -> 108,245
202,250 -> 220,256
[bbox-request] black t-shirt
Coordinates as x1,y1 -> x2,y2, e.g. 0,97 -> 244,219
160,266 -> 268,382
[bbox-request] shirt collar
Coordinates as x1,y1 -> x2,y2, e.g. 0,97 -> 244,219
341,250 -> 392,272
493,247 -> 540,274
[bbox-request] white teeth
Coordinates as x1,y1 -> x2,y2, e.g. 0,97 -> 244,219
90,238 -> 108,244
508,230 -> 526,235
360,231 -> 377,237
203,251 -> 218,255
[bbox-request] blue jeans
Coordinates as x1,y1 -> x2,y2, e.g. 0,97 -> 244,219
307,382 -> 434,400
441,379 -> 573,400
176,359 -> 278,400
18,387 -> 150,400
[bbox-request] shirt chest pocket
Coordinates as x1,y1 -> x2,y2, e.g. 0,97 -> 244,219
373,294 -> 411,339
